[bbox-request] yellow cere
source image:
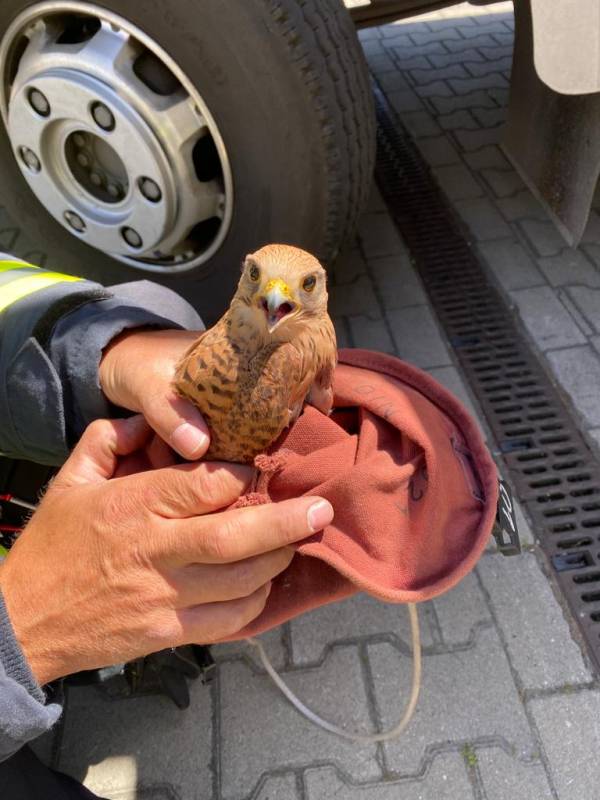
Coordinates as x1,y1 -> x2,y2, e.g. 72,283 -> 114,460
263,278 -> 292,298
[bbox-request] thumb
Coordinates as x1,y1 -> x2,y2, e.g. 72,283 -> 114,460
52,416 -> 151,489
142,389 -> 210,460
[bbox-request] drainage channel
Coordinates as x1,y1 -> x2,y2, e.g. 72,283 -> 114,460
372,83 -> 600,672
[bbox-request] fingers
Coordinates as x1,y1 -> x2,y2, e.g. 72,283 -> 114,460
142,388 -> 211,460
169,547 -> 294,606
52,416 -> 151,489
126,460 -> 254,518
176,582 -> 272,644
164,496 -> 334,565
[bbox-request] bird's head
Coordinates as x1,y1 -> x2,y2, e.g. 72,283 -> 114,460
233,244 -> 328,337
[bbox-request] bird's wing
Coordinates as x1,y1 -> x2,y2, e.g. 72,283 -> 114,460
305,314 -> 337,416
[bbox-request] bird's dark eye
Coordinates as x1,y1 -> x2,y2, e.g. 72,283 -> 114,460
249,264 -> 260,282
302,274 -> 316,292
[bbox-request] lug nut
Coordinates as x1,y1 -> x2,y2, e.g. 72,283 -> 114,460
64,210 -> 86,233
121,227 -> 143,248
73,133 -> 87,148
138,177 -> 162,203
90,172 -> 103,187
77,153 -> 90,168
90,101 -> 115,131
27,88 -> 50,117
107,182 -> 122,199
18,146 -> 41,173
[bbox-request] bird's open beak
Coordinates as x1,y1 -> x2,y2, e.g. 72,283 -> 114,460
259,278 -> 296,331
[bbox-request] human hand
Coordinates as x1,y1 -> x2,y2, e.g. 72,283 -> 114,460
99,328 -> 210,459
0,416 -> 333,685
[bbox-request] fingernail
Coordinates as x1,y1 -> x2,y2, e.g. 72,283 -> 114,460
265,581 -> 273,598
170,423 -> 209,458
307,499 -> 334,533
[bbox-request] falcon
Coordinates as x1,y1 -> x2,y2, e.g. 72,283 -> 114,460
173,244 -> 337,463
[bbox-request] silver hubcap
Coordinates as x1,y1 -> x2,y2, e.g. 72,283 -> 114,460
0,2 -> 233,273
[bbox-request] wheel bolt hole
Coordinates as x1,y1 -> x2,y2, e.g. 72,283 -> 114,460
121,227 -> 143,249
64,210 -> 86,233
18,146 -> 41,173
27,87 -> 50,117
138,177 -> 162,203
90,101 -> 115,132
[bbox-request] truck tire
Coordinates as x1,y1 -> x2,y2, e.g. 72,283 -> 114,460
0,0 -> 374,323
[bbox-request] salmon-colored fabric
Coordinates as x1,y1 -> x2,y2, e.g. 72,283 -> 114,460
226,348 -> 498,640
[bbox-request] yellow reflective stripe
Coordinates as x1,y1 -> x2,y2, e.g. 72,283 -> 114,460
0,260 -> 38,273
0,272 -> 82,313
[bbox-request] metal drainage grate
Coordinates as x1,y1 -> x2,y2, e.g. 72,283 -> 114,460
373,83 -> 600,671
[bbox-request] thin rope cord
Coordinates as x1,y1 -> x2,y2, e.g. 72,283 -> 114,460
246,601 -> 421,743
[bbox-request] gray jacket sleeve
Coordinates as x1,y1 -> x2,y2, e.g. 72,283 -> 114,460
0,261 -> 204,761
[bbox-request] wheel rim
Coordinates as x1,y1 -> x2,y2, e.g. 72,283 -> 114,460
0,2 -> 233,274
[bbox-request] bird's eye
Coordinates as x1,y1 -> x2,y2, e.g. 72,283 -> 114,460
302,274 -> 316,292
249,264 -> 260,282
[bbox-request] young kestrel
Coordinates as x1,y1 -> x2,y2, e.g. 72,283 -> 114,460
173,244 -> 337,463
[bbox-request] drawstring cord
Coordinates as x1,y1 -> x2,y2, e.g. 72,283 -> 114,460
246,601 -> 421,743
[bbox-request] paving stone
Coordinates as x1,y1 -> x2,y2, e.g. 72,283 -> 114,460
453,127 -> 501,151
454,197 -> 512,240
387,305 -> 452,368
465,56 -> 513,78
432,571 -> 492,646
529,690 -> 600,800
304,753 -> 473,799
369,251 -> 427,309
366,53 -> 397,74
459,21 -> 510,38
409,64 -> 469,85
360,38 -> 385,56
387,40 -> 447,58
329,274 -> 380,318
402,109 -> 442,138
478,552 -> 592,689
415,135 -> 461,166
426,366 -> 485,436
445,34 -> 499,52
538,252 -> 600,289
348,316 -> 395,353
375,69 -> 410,91
463,144 -> 511,171
566,286 -> 600,331
589,427 -> 600,451
333,244 -> 368,284
480,168 -> 524,198
58,681 -> 212,800
387,87 -> 424,114
381,21 -> 430,37
213,627 -> 287,671
333,317 -> 351,349
438,109 -> 480,131
358,27 -> 382,42
430,90 -> 497,113
592,334 -> 600,356
510,287 -> 586,351
471,106 -> 507,127
557,289 -> 594,337
580,209 -> 600,244
357,212 -> 405,259
496,190 -> 548,221
391,54 -> 431,71
478,240 -> 544,291
255,774 -> 300,799
518,220 -> 566,257
432,163 -> 484,200
448,73 -> 509,95
492,31 -> 514,46
477,748 -> 553,800
219,649 -> 380,800
410,28 -> 462,45
414,80 -> 454,99
369,626 -> 536,772
478,45 -> 514,60
289,593 -> 434,666
381,33 -> 413,50
429,49 -> 486,68
546,345 -> 600,427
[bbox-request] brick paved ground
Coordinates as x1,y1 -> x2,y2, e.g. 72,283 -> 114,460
38,4 -> 600,798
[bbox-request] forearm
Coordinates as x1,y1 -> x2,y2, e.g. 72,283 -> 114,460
0,253 -> 203,464
0,587 -> 61,762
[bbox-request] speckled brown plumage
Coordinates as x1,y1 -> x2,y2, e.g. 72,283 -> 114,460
173,244 -> 337,463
